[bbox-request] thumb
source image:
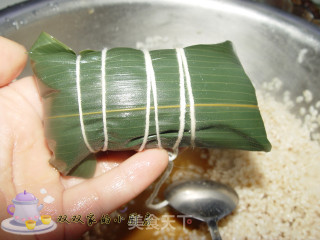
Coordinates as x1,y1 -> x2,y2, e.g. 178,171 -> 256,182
0,37 -> 28,87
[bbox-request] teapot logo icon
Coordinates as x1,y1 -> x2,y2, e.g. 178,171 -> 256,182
1,190 -> 56,235
7,190 -> 43,224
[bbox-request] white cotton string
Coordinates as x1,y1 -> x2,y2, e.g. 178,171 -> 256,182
138,51 -> 152,151
145,160 -> 172,209
101,48 -> 108,151
179,48 -> 196,147
139,50 -> 162,151
173,48 -> 187,150
146,149 -> 178,210
148,50 -> 162,148
76,55 -> 96,153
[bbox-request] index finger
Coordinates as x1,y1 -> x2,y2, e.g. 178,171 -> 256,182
0,37 -> 28,86
62,149 -> 168,240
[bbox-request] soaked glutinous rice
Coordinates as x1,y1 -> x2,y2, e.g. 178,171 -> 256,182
85,81 -> 320,240
155,86 -> 320,240
85,36 -> 320,239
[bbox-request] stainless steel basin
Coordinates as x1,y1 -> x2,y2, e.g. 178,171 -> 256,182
1,1 -> 320,239
1,0 -> 319,112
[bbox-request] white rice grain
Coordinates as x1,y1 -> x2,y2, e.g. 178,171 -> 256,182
303,90 -> 313,103
162,90 -> 320,240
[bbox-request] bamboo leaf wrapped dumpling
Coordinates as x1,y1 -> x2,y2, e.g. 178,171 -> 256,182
30,32 -> 271,175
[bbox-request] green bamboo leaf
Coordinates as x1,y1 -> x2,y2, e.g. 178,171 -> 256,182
67,154 -> 96,179
30,32 -> 271,176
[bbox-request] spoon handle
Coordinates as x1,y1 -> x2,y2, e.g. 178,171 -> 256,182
207,219 -> 222,240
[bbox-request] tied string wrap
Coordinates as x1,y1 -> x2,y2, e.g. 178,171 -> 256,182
142,48 -> 195,209
101,48 -> 108,151
139,48 -> 196,152
76,47 -> 195,154
75,48 -> 109,153
139,50 -> 162,151
75,55 -> 98,153
76,48 -> 193,209
30,33 -> 272,177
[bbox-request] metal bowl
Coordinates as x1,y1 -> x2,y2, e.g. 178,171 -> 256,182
1,0 -> 319,109
0,0 -> 320,238
1,0 -> 320,119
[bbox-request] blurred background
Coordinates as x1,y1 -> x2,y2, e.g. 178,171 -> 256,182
1,0 -> 320,26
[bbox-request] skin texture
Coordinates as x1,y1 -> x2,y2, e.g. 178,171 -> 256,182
0,37 -> 168,240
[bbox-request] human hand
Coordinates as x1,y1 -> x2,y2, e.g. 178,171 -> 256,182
0,36 -> 168,240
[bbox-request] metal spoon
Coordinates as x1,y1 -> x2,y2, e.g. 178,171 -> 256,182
164,179 -> 239,240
